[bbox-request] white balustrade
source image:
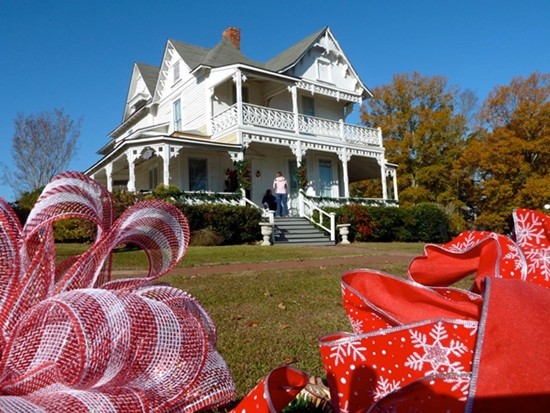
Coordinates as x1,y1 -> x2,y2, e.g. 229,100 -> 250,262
212,103 -> 382,148
242,104 -> 294,131
212,105 -> 238,134
344,124 -> 382,146
298,115 -> 341,137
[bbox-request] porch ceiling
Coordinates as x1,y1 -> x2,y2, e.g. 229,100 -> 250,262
348,156 -> 381,182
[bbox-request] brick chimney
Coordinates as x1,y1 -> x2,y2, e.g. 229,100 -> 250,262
222,27 -> 241,50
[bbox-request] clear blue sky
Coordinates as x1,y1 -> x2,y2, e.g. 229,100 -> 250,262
1,0 -> 548,202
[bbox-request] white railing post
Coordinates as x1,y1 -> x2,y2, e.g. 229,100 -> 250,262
298,190 -> 305,217
339,119 -> 345,142
330,212 -> 336,242
290,86 -> 299,134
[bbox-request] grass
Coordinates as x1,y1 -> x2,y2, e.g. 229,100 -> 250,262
55,242 -> 426,269
54,242 -> 472,401
162,260 -> 411,397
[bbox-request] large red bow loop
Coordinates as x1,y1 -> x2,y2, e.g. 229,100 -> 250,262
319,208 -> 550,412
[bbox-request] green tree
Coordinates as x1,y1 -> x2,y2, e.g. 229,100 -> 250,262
359,72 -> 475,207
456,72 -> 550,232
2,109 -> 81,195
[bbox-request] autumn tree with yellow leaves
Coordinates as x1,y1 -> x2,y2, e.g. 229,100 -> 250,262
456,72 -> 550,232
358,72 -> 476,208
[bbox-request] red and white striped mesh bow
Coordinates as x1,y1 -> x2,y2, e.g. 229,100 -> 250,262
0,172 -> 235,412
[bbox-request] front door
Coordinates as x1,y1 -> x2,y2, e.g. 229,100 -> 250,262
319,159 -> 333,197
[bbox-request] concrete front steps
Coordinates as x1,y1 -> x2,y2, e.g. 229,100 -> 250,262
273,217 -> 334,246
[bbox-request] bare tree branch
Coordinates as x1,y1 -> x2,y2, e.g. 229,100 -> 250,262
2,109 -> 82,196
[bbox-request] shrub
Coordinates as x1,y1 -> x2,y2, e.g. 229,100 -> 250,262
53,218 -> 96,243
327,203 -> 449,243
410,203 -> 450,243
176,203 -> 262,245
190,229 -> 224,246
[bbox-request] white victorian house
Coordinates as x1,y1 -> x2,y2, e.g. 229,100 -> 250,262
85,26 -> 398,218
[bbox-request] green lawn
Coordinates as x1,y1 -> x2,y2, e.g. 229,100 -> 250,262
162,260 -> 412,397
56,242 -> 427,269
54,242 -> 471,401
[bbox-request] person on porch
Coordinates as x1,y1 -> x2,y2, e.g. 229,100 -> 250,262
262,189 -> 277,211
273,172 -> 289,217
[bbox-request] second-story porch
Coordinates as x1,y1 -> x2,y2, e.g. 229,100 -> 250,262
203,67 -> 398,209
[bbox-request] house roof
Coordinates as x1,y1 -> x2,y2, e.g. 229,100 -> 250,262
170,37 -> 264,71
123,26 -> 370,129
265,27 -> 327,72
135,63 -> 160,95
169,40 -> 210,71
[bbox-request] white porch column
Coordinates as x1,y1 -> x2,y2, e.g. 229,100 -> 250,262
379,159 -> 388,200
160,144 -> 170,187
392,169 -> 399,202
230,151 -> 246,206
339,148 -> 351,198
296,140 -> 305,216
290,140 -> 306,216
105,163 -> 113,193
289,85 -> 299,134
126,151 -> 136,192
233,71 -> 245,127
206,87 -> 214,135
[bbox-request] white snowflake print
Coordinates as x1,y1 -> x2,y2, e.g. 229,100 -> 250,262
329,341 -> 367,366
448,233 -> 479,252
444,375 -> 470,401
524,248 -> 550,281
339,400 -> 350,413
372,376 -> 401,401
503,243 -> 525,273
516,212 -> 546,246
465,322 -> 478,337
350,317 -> 364,334
404,322 -> 468,376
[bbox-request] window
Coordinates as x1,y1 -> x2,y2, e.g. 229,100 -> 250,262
301,96 -> 315,117
232,85 -> 249,104
317,58 -> 332,83
319,159 -> 333,197
173,99 -> 182,131
173,61 -> 180,83
189,158 -> 208,191
149,167 -> 159,190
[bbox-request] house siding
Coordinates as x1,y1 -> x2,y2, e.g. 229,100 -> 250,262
181,73 -> 207,131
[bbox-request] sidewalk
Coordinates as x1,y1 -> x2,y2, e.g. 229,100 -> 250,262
111,248 -> 418,279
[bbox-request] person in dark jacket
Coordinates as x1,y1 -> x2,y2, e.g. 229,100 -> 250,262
262,189 -> 277,211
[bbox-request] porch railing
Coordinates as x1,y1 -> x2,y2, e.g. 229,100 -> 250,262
212,103 -> 382,147
298,191 -> 336,242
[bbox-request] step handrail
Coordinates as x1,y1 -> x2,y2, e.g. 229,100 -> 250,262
298,191 -> 336,241
242,196 -> 275,224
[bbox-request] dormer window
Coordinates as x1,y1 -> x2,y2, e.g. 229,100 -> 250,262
173,61 -> 181,83
316,57 -> 332,83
